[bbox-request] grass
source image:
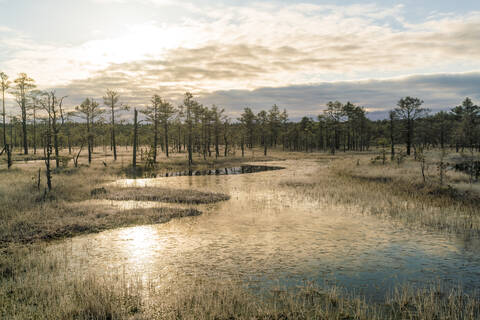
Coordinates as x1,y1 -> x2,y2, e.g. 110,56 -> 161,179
1,146 -> 480,319
0,152 -> 224,247
1,247 -> 478,319
101,186 -> 230,204
279,150 -> 480,235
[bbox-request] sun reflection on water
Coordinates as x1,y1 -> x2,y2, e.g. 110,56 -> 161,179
116,226 -> 162,276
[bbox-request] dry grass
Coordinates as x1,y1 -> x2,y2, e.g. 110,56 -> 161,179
1,247 -> 478,320
0,160 -> 206,247
279,151 -> 480,235
102,186 -> 230,204
1,147 -> 480,319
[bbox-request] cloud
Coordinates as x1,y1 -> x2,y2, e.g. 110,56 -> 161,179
2,2 -> 480,119
199,72 -> 480,120
52,72 -> 480,121
3,3 -> 480,88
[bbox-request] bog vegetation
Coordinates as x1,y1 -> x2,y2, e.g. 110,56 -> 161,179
1,71 -> 480,319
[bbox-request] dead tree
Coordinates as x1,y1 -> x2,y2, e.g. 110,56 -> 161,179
73,140 -> 84,168
40,91 -> 67,168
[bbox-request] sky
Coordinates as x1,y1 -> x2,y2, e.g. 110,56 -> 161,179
1,0 -> 480,119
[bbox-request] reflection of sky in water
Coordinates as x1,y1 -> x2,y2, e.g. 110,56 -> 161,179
54,160 -> 480,301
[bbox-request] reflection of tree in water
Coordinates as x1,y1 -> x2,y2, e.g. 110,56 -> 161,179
164,165 -> 284,177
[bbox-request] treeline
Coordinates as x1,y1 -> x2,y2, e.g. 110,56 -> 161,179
1,72 -> 480,170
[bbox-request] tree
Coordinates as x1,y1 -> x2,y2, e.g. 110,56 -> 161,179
389,111 -> 396,160
28,90 -> 44,155
280,109 -> 288,150
159,98 -> 176,158
299,116 -> 314,152
142,95 -> 161,162
223,116 -> 230,157
12,73 -> 35,154
75,98 -> 104,164
239,108 -> 256,148
183,92 -> 197,166
133,108 -> 138,170
451,98 -> 479,151
394,96 -> 427,156
257,110 -> 269,156
268,104 -> 281,147
103,89 -> 128,160
212,106 -> 224,158
0,72 -> 10,147
324,101 -> 344,154
40,91 -> 67,168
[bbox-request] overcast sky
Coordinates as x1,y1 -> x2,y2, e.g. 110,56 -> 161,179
1,0 -> 479,119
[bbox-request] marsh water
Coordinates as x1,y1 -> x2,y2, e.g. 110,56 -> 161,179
56,159 -> 480,301
153,165 -> 284,177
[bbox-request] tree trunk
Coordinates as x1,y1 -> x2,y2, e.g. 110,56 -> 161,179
165,121 -> 169,158
6,144 -> 12,168
112,107 -> 117,161
390,114 -> 395,160
153,114 -> 158,162
133,109 -> 138,170
21,103 -> 28,154
2,89 -> 5,147
54,130 -> 59,168
33,111 -> 37,155
406,119 -> 412,156
241,136 -> 245,157
87,118 -> 92,165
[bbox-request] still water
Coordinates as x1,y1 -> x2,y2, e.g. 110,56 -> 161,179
57,159 -> 480,300
161,165 -> 284,177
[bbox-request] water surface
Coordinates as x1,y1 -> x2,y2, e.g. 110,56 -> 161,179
56,159 -> 480,301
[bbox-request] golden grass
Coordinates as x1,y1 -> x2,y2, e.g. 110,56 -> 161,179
1,245 -> 478,320
1,147 -> 480,319
278,151 -> 480,235
102,186 -> 230,204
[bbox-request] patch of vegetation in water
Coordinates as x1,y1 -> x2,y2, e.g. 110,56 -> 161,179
0,206 -> 202,246
100,187 -> 231,204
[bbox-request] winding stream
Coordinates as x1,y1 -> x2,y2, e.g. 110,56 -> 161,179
53,159 -> 480,301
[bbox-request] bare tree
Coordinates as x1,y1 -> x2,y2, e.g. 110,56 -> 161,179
40,91 -> 67,168
12,73 -> 35,154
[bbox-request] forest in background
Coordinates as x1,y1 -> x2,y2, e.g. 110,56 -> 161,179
1,72 -> 479,172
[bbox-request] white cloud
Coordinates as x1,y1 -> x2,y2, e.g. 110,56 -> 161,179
1,2 -> 480,113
